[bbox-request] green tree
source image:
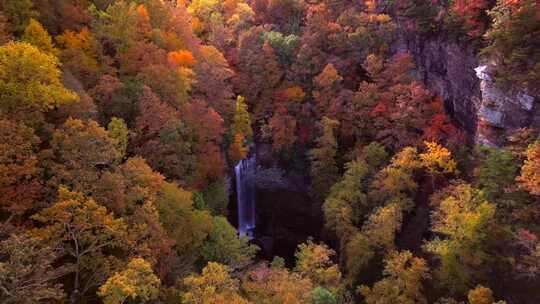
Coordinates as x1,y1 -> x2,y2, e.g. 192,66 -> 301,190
359,251 -> 430,304
94,1 -> 149,54
201,181 -> 229,216
482,0 -> 540,89
361,200 -> 407,252
476,146 -> 519,200
369,147 -> 421,203
0,42 -> 78,124
107,117 -> 129,160
310,287 -> 337,304
344,146 -> 420,283
359,142 -> 389,174
310,117 -> 340,202
344,200 -> 407,283
98,258 -> 160,304
322,143 -> 389,249
262,31 -> 300,65
424,183 -> 497,294
323,159 -> 369,240
188,0 -> 220,36
344,199 -> 409,283
202,216 -> 259,269
344,233 -> 374,284
271,256 -> 285,269
156,182 -> 213,267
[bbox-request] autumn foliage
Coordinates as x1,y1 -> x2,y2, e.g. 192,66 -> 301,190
0,0 -> 537,303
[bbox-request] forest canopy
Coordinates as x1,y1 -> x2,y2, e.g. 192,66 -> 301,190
0,0 -> 539,304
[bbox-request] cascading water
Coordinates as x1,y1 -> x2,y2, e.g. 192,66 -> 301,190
235,155 -> 256,239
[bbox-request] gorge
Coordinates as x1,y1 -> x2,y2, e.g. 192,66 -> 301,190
0,0 -> 539,303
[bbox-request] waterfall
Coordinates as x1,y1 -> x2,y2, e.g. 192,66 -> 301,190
235,155 -> 256,239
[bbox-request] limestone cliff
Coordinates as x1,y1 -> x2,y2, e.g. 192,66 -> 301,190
393,33 -> 481,136
475,64 -> 539,146
394,32 -> 538,146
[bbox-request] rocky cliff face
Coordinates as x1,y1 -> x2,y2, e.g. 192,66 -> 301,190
475,64 -> 539,146
250,143 -> 322,264
394,31 -> 539,146
393,33 -> 481,135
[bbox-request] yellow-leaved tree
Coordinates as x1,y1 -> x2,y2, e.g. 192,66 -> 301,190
0,42 -> 78,124
183,262 -> 250,304
424,183 -> 497,294
467,285 -> 507,304
31,186 -> 128,303
229,95 -> 253,163
294,240 -> 341,293
22,18 -> 57,55
420,141 -> 457,188
98,258 -> 160,304
359,250 -> 430,304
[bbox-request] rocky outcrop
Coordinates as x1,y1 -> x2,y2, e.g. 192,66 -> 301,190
392,33 -> 481,135
393,31 -> 539,146
475,64 -> 539,146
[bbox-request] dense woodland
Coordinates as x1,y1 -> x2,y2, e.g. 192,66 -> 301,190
0,0 -> 539,303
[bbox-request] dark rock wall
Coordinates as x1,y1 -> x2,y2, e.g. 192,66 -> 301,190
392,27 -> 538,146
392,31 -> 481,135
251,143 -> 322,264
